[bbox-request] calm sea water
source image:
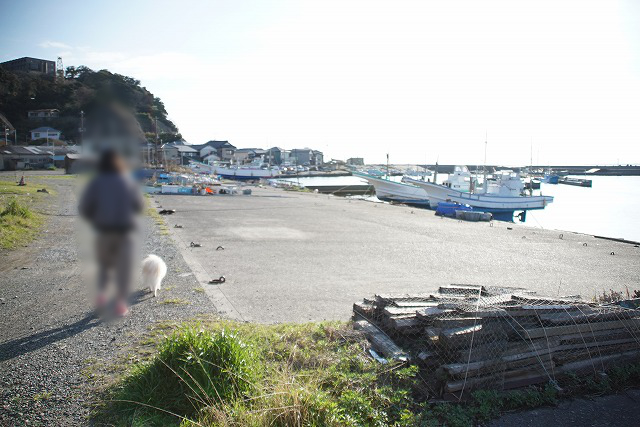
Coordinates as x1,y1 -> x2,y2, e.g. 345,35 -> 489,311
276,175 -> 640,242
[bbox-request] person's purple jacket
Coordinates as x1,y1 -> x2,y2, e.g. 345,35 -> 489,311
79,172 -> 143,232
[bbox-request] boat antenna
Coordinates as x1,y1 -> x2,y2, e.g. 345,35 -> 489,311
530,137 -> 533,171
386,153 -> 390,179
434,155 -> 439,184
483,132 -> 488,193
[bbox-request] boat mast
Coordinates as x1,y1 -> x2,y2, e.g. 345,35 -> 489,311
386,153 -> 390,179
482,132 -> 488,193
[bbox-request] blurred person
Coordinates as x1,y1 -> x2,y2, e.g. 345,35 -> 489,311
79,149 -> 143,316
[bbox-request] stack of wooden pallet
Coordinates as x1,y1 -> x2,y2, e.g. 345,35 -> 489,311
353,285 -> 640,397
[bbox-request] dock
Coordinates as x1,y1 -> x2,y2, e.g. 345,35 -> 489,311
158,186 -> 639,323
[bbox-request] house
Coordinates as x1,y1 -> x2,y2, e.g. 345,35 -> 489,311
50,146 -> 80,168
312,150 -> 324,166
0,146 -> 54,170
28,109 -> 60,120
30,127 -> 61,141
290,148 -> 313,166
140,142 -> 158,165
347,157 -> 364,166
190,140 -> 236,161
1,57 -> 56,75
290,148 -> 324,166
161,142 -> 198,166
202,153 -> 220,164
265,147 -> 287,165
232,148 -> 267,164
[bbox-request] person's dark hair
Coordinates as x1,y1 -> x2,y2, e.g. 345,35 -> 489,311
98,149 -> 125,173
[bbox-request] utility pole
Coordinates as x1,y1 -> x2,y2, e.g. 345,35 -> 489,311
154,117 -> 159,169
386,153 -> 390,178
79,110 -> 85,150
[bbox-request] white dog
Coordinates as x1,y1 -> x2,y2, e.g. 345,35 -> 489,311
141,254 -> 167,297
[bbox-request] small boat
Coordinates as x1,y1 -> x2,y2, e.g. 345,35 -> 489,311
559,177 -> 592,187
524,178 -> 541,190
541,173 -> 559,184
191,161 -> 280,180
352,171 -> 430,207
405,167 -> 553,221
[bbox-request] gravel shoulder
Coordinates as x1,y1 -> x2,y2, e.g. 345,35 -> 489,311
0,175 -> 216,426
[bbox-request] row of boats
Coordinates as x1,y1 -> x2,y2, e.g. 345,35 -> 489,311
354,166 -> 554,221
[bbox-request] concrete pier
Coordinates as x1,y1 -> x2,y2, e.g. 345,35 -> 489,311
157,187 -> 640,323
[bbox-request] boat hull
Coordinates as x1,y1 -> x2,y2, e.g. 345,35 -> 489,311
353,172 -> 430,206
407,179 -> 553,212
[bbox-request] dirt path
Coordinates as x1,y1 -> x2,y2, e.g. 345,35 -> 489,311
0,176 -> 216,426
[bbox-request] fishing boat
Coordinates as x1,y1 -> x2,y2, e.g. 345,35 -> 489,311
352,171 -> 430,207
404,167 -> 553,221
541,173 -> 559,184
190,161 -> 280,180
558,177 -> 592,187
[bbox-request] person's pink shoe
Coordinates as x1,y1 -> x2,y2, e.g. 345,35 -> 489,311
115,301 -> 129,317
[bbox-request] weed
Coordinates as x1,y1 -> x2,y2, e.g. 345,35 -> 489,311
1,198 -> 32,218
0,198 -> 42,249
160,298 -> 190,305
111,327 -> 260,421
33,391 -> 53,401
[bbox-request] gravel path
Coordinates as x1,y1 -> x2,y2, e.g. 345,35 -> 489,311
0,176 -> 216,426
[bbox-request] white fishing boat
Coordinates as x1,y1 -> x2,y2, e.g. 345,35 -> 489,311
352,171 -> 430,207
190,161 -> 280,180
404,167 -> 553,221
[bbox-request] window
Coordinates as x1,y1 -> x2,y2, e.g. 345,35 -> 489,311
34,133 -> 40,138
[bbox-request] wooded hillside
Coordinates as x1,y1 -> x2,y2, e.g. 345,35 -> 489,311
0,65 -> 180,144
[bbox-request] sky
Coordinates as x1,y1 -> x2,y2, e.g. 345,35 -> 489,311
1,0 -> 639,165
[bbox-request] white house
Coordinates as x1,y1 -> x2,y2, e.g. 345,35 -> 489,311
30,127 -> 61,141
199,145 -> 217,158
28,109 -> 60,120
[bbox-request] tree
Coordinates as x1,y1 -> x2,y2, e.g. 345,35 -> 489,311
65,66 -> 79,79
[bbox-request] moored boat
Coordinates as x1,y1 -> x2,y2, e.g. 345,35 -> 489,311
558,177 -> 592,187
352,171 -> 430,207
405,168 -> 553,221
190,160 -> 280,180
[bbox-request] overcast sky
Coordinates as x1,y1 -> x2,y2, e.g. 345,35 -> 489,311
2,0 -> 639,165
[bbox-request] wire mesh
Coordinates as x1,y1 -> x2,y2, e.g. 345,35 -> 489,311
353,285 -> 640,400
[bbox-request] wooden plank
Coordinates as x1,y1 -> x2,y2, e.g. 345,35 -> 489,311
415,307 -> 454,319
439,284 -> 488,296
352,302 -> 375,319
445,362 -> 553,392
540,310 -> 638,325
511,294 -> 584,304
353,319 -> 408,361
383,306 -> 422,316
387,316 -> 421,331
392,301 -> 440,308
521,319 -> 640,339
375,293 -> 436,305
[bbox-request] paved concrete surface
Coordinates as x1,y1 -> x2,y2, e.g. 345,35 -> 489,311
156,187 -> 640,323
488,389 -> 640,427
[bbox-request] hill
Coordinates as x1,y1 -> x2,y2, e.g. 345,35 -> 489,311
0,65 -> 180,144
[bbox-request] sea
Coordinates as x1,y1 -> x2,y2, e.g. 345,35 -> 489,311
274,175 -> 640,242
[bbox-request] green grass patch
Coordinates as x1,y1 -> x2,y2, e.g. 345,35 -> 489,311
0,197 -> 43,249
159,298 -> 190,305
98,320 -> 640,427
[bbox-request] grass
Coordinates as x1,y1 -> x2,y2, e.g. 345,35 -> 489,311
98,320 -> 640,427
0,179 -> 54,249
0,197 -> 43,249
159,298 -> 191,305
